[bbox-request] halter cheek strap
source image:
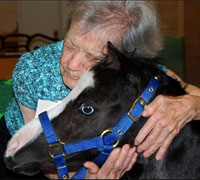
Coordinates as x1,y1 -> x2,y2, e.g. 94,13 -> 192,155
39,75 -> 159,179
39,111 -> 69,179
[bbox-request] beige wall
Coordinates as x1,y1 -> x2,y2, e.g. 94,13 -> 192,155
0,2 -> 18,35
18,1 -> 61,38
184,1 -> 200,86
156,1 -> 184,36
0,1 -> 200,86
156,1 -> 200,86
0,1 -> 63,38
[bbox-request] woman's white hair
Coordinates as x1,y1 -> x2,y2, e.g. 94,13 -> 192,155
64,1 -> 163,58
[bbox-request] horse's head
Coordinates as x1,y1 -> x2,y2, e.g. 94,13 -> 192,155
4,42 -> 185,176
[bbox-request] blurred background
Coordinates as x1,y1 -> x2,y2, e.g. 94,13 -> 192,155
0,1 -> 199,87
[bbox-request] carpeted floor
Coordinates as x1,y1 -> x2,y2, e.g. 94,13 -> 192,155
0,79 -> 13,118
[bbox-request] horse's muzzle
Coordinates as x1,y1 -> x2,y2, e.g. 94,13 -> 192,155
4,156 -> 40,176
4,156 -> 16,170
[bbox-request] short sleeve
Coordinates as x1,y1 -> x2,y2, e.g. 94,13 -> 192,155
12,40 -> 68,110
5,41 -> 68,135
12,52 -> 38,110
157,64 -> 167,73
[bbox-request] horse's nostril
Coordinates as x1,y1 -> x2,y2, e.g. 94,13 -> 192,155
4,156 -> 16,170
13,166 -> 22,173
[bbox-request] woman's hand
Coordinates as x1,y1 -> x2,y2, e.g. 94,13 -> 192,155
134,69 -> 200,161
84,144 -> 138,179
44,145 -> 137,179
134,94 -> 200,161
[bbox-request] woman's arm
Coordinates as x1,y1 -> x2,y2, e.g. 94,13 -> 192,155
134,69 -> 200,160
18,103 -> 36,124
167,69 -> 200,119
167,69 -> 200,97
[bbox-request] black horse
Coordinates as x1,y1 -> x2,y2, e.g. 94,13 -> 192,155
4,42 -> 200,179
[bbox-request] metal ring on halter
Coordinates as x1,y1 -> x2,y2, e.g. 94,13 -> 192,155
100,128 -> 120,148
48,139 -> 66,158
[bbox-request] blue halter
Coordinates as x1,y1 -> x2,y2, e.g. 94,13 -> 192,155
39,76 -> 159,179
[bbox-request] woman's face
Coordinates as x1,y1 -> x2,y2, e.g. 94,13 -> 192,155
60,23 -> 108,89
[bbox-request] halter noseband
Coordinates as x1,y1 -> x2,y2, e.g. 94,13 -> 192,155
39,76 -> 159,179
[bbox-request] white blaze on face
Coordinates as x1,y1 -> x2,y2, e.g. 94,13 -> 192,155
5,70 -> 95,157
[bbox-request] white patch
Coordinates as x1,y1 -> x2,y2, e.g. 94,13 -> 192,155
48,70 -> 95,119
5,118 -> 42,157
35,99 -> 62,119
5,70 -> 95,157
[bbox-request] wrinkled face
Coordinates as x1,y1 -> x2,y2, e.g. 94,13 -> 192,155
60,22 -> 109,89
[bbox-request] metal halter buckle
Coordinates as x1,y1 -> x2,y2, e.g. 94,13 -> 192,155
100,128 -> 120,148
48,139 -> 66,158
128,96 -> 147,122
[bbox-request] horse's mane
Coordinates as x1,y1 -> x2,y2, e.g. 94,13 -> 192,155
94,42 -> 185,97
129,55 -> 186,96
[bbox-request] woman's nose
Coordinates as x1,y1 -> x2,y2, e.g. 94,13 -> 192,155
67,52 -> 85,70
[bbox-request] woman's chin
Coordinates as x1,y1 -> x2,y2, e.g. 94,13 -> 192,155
63,77 -> 78,89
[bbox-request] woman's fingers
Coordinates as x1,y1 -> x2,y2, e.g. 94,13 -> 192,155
135,95 -> 196,160
121,147 -> 138,172
134,96 -> 160,146
101,144 -> 131,179
155,129 -> 178,160
109,145 -> 137,178
155,120 -> 187,160
98,147 -> 122,179
84,161 -> 100,179
84,145 -> 138,179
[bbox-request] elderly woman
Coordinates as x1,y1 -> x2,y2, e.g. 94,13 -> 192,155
1,1 -> 200,179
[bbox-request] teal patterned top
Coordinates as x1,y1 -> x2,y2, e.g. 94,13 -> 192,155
4,40 -> 71,135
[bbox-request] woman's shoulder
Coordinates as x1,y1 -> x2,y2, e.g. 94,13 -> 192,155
13,40 -> 63,79
12,40 -> 67,109
17,40 -> 63,67
30,40 -> 64,58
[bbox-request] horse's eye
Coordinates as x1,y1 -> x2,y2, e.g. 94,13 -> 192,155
80,104 -> 94,116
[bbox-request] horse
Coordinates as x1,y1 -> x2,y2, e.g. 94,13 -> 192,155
4,42 -> 200,179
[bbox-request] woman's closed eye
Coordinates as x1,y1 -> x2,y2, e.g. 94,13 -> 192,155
86,54 -> 105,65
64,42 -> 76,51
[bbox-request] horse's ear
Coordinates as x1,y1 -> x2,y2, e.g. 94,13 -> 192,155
106,41 -> 126,70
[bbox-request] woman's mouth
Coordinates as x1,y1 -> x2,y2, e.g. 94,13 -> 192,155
66,73 -> 80,80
